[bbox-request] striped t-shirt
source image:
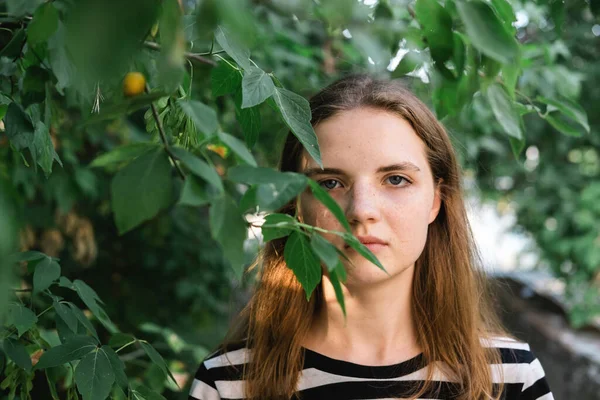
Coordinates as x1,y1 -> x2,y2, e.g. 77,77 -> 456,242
189,337 -> 554,399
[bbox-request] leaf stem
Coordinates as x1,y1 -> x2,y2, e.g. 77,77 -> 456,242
146,84 -> 186,180
143,41 -> 217,66
115,339 -> 137,354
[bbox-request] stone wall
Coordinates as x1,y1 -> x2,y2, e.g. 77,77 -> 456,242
491,277 -> 600,400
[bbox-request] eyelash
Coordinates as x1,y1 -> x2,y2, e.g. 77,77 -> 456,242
318,175 -> 411,190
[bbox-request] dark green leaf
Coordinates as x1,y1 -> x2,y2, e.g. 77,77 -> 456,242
310,234 -> 339,271
73,280 -> 118,333
392,51 -> 425,78
27,3 -> 59,45
543,112 -> 585,137
66,303 -> 99,342
272,87 -> 322,168
47,23 -> 74,93
35,335 -> 98,369
241,67 -> 275,108
178,176 -> 212,207
74,348 -> 115,400
4,103 -> 34,151
214,26 -> 252,70
284,232 -> 322,300
509,136 -> 526,160
178,99 -> 219,138
490,0 -> 517,34
486,83 -> 523,140
209,194 -> 248,278
228,166 -> 306,185
342,232 -> 386,273
0,29 -> 25,59
33,256 -> 61,294
53,301 -> 78,334
307,180 -> 351,232
218,132 -> 257,166
131,384 -> 167,400
255,179 -> 307,212
90,143 -> 160,168
262,213 -> 297,241
32,121 -> 62,178
211,61 -> 242,97
108,333 -> 136,349
102,346 -> 127,389
3,338 -> 32,372
7,304 -> 38,337
8,251 -> 46,263
456,0 -> 519,64
139,341 -> 178,387
236,105 -> 261,148
111,149 -> 173,235
414,0 -> 453,63
170,147 -> 224,193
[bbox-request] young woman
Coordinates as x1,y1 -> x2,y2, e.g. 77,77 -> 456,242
189,75 -> 554,400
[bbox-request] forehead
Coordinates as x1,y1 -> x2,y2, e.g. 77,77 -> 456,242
300,107 -> 429,173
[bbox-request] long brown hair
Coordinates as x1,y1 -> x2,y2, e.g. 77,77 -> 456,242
224,74 -> 509,399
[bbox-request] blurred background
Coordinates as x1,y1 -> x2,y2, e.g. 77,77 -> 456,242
0,0 -> 599,399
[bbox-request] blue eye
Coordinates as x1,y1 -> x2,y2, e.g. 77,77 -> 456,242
387,175 -> 407,186
319,179 -> 340,190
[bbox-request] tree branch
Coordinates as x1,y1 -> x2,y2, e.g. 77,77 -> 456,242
143,41 -> 217,66
146,85 -> 186,180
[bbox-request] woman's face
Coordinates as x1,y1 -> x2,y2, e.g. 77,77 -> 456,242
298,107 -> 441,286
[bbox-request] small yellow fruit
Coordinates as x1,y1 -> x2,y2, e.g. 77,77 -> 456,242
123,72 -> 146,97
207,144 -> 228,158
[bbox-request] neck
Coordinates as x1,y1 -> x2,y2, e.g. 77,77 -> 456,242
304,265 -> 421,366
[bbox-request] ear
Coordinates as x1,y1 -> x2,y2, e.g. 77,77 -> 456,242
428,179 -> 443,224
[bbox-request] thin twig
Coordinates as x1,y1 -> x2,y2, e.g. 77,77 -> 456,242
146,84 -> 186,180
143,41 -> 217,66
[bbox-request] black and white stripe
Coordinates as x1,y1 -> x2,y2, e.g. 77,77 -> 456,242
189,337 -> 554,399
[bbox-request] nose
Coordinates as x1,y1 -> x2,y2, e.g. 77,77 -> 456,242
345,182 -> 381,225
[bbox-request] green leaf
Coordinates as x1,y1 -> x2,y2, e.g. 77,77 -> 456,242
414,0 -> 453,63
33,256 -> 61,294
211,61 -> 242,97
228,166 -> 306,185
537,96 -> 590,134
456,0 -> 519,64
329,264 -> 346,316
178,176 -> 212,207
27,3 -> 59,45
209,194 -> 248,278
392,51 -> 426,78
218,132 -> 257,166
486,83 -> 523,140
542,112 -> 585,137
241,67 -> 275,109
74,348 -> 115,400
111,148 -> 173,235
32,121 -> 62,178
8,251 -> 46,263
139,341 -> 178,387
3,338 -> 32,372
53,301 -> 78,334
7,304 -> 38,337
73,280 -> 118,334
35,335 -> 98,369
262,213 -> 297,242
170,147 -> 224,193
131,384 -> 167,400
284,232 -> 322,300
236,105 -> 261,148
7,0 -> 43,17
67,303 -> 99,342
509,136 -> 526,160
4,103 -> 35,151
307,180 -> 351,232
490,0 -> 516,34
310,234 -> 339,271
102,345 -> 128,389
47,23 -> 74,93
214,26 -> 252,70
178,99 -> 219,138
0,29 -> 25,59
342,232 -> 386,273
90,143 -> 160,168
272,87 -> 322,168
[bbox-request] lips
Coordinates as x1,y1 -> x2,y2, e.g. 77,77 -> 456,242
344,235 -> 388,249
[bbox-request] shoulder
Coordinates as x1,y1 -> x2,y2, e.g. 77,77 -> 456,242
189,341 -> 250,400
481,336 -> 554,399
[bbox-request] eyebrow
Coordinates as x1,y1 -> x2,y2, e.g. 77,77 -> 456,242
302,162 -> 421,177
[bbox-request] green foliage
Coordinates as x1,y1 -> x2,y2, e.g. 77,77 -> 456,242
0,0 -> 598,398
